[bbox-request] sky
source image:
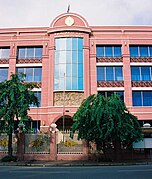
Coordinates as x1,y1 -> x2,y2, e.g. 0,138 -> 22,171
0,0 -> 152,28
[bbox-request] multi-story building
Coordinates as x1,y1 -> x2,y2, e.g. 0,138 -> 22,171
0,12 -> 152,132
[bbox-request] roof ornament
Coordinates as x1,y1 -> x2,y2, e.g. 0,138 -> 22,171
67,4 -> 70,13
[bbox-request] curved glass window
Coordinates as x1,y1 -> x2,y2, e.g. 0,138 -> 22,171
54,38 -> 83,91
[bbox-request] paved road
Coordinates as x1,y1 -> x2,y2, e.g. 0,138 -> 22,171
0,165 -> 152,179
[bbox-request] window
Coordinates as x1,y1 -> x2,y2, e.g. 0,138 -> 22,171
132,91 -> 152,106
16,67 -> 42,82
30,91 -> 41,107
17,47 -> 42,59
0,47 -> 10,59
0,68 -> 8,82
131,67 -> 152,81
13,120 -> 41,133
54,38 -> 83,91
98,91 -> 124,100
97,66 -> 123,81
96,46 -> 122,57
130,45 -> 152,57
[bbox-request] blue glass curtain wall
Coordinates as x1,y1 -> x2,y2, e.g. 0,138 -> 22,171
54,38 -> 84,91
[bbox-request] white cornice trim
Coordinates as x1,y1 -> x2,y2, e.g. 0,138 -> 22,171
97,87 -> 124,91
96,62 -> 123,66
16,63 -> 42,67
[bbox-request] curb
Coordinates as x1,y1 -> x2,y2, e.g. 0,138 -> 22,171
0,161 -> 152,167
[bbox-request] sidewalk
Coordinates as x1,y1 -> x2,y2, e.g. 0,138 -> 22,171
1,159 -> 152,167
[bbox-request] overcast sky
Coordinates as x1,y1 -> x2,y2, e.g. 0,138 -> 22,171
0,0 -> 152,28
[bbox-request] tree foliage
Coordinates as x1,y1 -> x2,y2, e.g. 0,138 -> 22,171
0,73 -> 39,156
71,94 -> 143,160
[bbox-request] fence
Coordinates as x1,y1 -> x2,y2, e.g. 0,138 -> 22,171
25,134 -> 50,154
0,134 -> 17,153
0,131 -> 87,161
57,131 -> 83,154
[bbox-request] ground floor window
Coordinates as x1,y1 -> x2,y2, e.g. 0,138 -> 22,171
0,120 -> 40,133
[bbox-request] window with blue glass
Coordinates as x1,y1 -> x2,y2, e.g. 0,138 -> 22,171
97,66 -> 123,81
0,68 -> 8,82
130,45 -> 152,57
54,38 -> 83,91
96,46 -> 122,57
30,92 -> 41,107
16,67 -> 42,82
132,91 -> 152,106
98,91 -> 124,100
17,47 -> 42,59
131,66 -> 152,81
0,47 -> 10,59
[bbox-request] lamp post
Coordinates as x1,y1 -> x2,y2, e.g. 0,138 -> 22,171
62,73 -> 66,142
63,73 -> 65,132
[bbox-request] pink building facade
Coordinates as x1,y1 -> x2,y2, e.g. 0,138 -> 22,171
0,12 -> 152,132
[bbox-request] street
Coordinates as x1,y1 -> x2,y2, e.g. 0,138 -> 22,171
0,165 -> 152,179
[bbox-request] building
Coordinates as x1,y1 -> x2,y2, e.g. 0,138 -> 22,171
0,12 -> 152,133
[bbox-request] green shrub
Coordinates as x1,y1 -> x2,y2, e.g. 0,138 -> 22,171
1,156 -> 17,162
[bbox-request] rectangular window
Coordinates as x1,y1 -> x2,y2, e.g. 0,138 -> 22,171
140,46 -> 148,57
141,67 -> 151,81
27,47 -> 34,58
130,46 -> 139,57
130,45 -> 152,57
114,46 -> 121,57
16,67 -> 42,82
131,66 -> 151,81
30,92 -> 41,107
97,67 -> 104,81
0,48 -> 10,59
132,91 -> 152,106
150,47 -> 152,57
17,47 -> 42,59
105,47 -> 113,57
0,68 -> 8,82
106,67 -> 114,81
131,67 -> 140,81
115,67 -> 123,81
25,120 -> 40,133
98,91 -> 124,100
97,66 -> 123,81
96,46 -> 122,57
